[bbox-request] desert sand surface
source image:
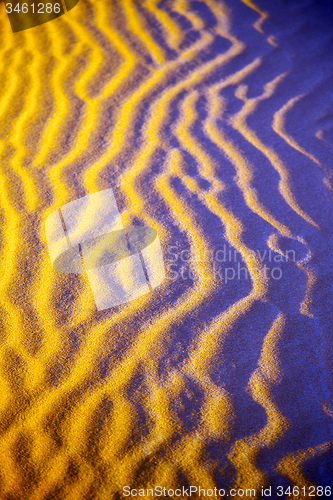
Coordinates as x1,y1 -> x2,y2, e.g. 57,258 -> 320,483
0,0 -> 333,498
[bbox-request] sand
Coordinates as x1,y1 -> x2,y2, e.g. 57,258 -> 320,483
0,0 -> 333,497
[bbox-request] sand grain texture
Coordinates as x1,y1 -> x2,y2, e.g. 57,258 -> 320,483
0,0 -> 333,498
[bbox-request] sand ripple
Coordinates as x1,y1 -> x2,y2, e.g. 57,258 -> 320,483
0,0 -> 333,497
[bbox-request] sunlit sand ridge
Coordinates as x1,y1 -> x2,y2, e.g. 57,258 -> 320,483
0,0 -> 333,498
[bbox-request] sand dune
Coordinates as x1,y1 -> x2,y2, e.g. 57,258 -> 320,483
0,0 -> 333,497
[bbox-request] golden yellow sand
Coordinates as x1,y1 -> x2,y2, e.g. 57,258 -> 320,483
0,0 -> 332,498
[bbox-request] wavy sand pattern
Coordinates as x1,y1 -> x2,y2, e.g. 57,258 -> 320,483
0,0 -> 333,498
